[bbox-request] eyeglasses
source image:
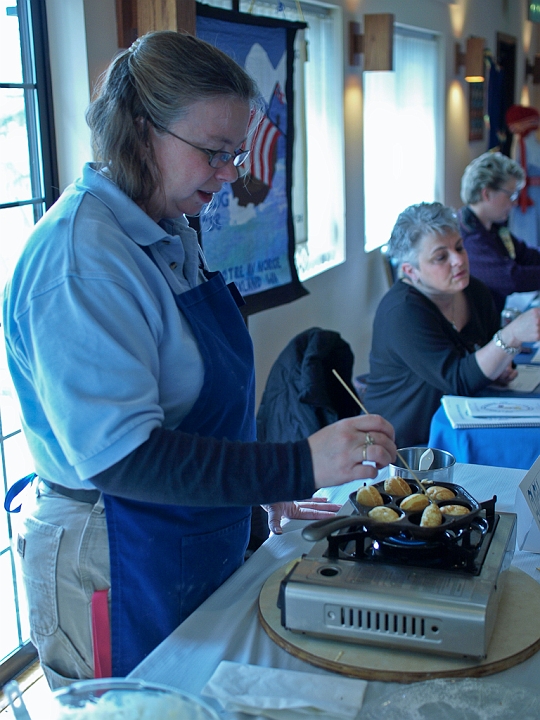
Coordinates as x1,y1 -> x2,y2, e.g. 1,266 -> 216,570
498,188 -> 520,202
161,127 -> 250,169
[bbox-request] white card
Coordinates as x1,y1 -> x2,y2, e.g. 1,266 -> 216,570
517,455 -> 540,553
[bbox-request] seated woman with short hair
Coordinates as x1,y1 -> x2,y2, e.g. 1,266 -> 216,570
459,151 -> 540,315
364,202 -> 540,447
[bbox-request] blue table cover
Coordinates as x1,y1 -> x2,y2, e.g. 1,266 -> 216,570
428,404 -> 540,470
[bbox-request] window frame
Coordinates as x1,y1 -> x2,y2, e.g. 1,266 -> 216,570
0,0 -> 58,683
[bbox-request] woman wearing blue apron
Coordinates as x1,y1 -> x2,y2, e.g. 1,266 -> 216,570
3,31 -> 396,687
104,265 -> 256,676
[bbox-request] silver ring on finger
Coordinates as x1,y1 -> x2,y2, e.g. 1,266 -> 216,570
365,432 -> 374,446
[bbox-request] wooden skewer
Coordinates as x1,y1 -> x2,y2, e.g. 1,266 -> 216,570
332,368 -> 370,416
331,368 -> 424,487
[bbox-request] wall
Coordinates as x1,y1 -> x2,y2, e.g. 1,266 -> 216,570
45,0 -> 539,407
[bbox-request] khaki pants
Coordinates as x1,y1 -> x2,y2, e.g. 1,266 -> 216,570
17,481 -> 110,689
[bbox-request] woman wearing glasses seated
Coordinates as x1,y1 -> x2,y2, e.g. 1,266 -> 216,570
459,151 -> 540,315
364,202 -> 540,448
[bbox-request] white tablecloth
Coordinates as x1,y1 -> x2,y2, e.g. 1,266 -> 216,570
130,464 -> 540,718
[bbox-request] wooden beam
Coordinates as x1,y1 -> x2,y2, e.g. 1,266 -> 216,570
177,0 -> 196,34
116,0 -> 138,48
137,0 -> 176,34
135,0 -> 196,36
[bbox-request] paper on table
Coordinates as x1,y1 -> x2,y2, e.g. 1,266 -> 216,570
201,661 -> 367,720
465,397 -> 540,417
504,291 -> 539,312
442,395 -> 540,428
506,364 -> 540,393
515,488 -> 540,553
517,455 -> 540,553
514,342 -> 540,366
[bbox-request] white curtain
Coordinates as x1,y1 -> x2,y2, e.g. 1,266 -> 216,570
364,29 -> 440,252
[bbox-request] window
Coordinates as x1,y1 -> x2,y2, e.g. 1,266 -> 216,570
199,0 -> 345,281
0,0 -> 58,680
290,3 -> 345,280
363,26 -> 441,252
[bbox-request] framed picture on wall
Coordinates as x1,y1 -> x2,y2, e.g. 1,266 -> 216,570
469,82 -> 485,142
196,3 -> 308,316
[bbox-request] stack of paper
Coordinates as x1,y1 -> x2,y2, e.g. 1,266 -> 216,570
442,395 -> 540,429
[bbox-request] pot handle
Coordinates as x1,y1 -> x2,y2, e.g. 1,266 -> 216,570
302,514 -> 366,542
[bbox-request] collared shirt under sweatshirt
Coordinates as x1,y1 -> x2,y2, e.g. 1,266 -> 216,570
3,163 -> 313,506
459,205 -> 540,315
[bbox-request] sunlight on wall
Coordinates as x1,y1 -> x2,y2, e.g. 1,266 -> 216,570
449,0 -> 466,39
521,85 -> 531,105
445,80 -> 468,208
523,19 -> 532,53
344,76 -> 363,139
447,80 -> 466,130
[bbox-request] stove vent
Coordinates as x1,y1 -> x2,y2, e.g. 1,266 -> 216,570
327,604 -> 432,638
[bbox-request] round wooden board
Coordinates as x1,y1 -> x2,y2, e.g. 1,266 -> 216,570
258,562 -> 540,683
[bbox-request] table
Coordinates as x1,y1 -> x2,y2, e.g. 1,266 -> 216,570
514,341 -> 540,365
129,464 -> 540,719
428,405 -> 540,470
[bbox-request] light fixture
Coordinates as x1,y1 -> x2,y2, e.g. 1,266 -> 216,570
349,14 -> 394,71
455,37 -> 485,82
525,55 -> 540,84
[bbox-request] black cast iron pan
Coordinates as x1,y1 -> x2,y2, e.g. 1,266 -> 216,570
302,479 -> 492,543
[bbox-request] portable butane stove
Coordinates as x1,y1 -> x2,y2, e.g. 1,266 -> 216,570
278,483 -> 517,659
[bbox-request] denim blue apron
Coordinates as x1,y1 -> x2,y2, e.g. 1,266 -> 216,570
103,268 -> 255,676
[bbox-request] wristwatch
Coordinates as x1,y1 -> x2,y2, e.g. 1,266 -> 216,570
493,330 -> 520,355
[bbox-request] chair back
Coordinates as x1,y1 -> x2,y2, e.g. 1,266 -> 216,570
256,327 -> 360,443
380,244 -> 399,286
251,328 -> 360,549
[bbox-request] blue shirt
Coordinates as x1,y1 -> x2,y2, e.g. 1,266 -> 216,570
3,163 -> 206,487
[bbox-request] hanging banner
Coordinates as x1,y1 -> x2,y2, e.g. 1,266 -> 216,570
196,4 -> 308,315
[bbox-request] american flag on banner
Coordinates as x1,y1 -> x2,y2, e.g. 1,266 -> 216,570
244,82 -> 285,191
246,113 -> 281,188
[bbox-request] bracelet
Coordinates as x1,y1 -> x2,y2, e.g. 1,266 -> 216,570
493,330 -> 520,355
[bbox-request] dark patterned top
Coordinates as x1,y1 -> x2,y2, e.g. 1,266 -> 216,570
459,206 -> 540,315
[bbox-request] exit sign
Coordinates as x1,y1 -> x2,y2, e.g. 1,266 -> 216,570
530,2 -> 540,22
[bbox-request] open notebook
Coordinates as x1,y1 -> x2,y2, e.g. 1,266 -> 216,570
442,395 -> 540,428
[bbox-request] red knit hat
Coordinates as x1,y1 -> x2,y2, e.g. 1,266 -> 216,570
505,104 -> 540,136
505,105 -> 540,212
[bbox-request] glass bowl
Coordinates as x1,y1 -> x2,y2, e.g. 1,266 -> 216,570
51,678 -> 220,719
